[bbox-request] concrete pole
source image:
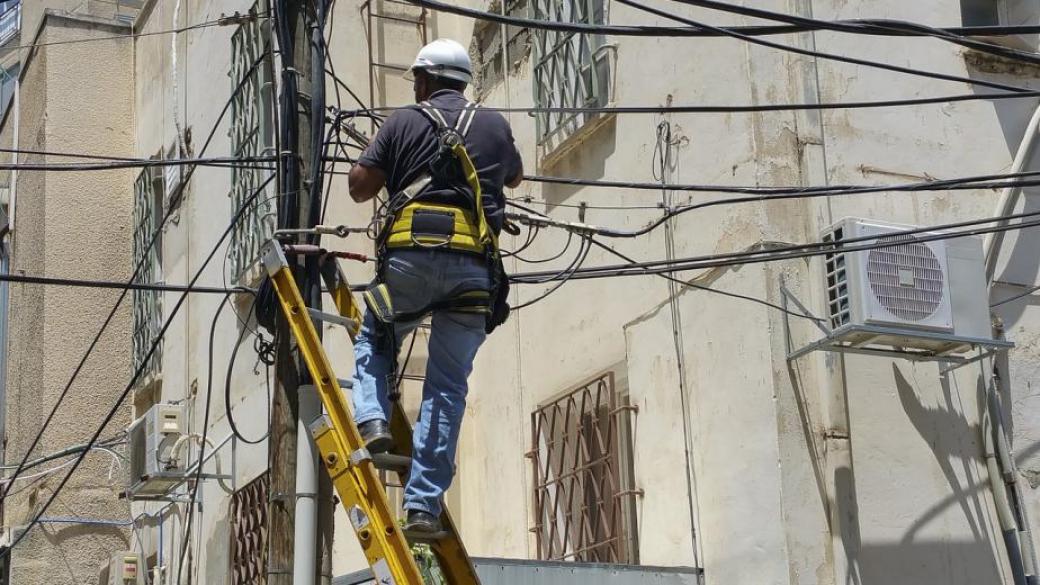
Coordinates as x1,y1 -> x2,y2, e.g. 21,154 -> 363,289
294,385 -> 320,585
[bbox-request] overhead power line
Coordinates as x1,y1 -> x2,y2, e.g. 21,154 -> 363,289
3,174 -> 276,555
0,50 -> 272,497
403,0 -> 1040,39
0,155 -> 276,172
352,90 -> 1040,116
2,13 -> 267,53
512,211 -> 1040,283
616,0 -> 1030,93
665,0 -> 1040,65
0,273 -> 247,295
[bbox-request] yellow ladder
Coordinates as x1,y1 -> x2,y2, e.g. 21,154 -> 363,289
261,241 -> 481,585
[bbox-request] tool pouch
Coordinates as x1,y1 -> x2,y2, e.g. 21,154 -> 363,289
485,256 -> 511,334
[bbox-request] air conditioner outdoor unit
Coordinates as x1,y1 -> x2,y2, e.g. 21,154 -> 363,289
820,217 -> 993,354
127,403 -> 186,498
98,551 -> 145,585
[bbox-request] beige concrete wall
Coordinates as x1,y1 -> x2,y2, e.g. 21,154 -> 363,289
1,12 -> 136,585
93,1 -> 1040,584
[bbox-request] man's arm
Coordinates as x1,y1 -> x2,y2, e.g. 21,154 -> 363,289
506,158 -> 524,189
348,163 -> 387,203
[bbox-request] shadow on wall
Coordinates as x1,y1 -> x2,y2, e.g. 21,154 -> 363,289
540,120 -> 617,211
990,196 -> 1040,328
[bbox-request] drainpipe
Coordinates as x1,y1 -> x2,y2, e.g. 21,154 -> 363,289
984,390 -> 1028,585
293,384 -> 320,585
983,103 -> 1040,283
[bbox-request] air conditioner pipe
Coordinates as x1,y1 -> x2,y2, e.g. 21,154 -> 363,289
991,362 -> 1040,585
984,401 -> 1027,585
984,102 -> 1040,284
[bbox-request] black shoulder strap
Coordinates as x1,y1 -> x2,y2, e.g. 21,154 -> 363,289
416,100 -> 479,138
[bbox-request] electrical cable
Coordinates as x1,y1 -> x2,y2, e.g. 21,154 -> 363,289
616,0 -> 1030,94
512,235 -> 593,309
0,51 -> 272,496
403,0 -> 1040,39
665,0 -> 1040,65
344,88 -> 1040,116
0,273 -> 247,294
224,295 -> 269,445
2,14 -> 267,53
175,291 -> 232,584
513,230 -> 574,264
522,167 -> 1040,196
0,155 -> 277,172
513,210 -> 1040,283
1,173 -> 276,557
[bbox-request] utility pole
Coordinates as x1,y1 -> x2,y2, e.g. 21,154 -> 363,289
268,0 -> 328,584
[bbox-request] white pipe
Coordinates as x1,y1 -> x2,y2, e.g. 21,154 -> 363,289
293,384 -> 321,585
984,103 -> 1040,284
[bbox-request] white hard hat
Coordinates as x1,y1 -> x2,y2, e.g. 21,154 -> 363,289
405,38 -> 472,84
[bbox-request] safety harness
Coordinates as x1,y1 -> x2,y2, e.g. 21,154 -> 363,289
363,100 -> 510,332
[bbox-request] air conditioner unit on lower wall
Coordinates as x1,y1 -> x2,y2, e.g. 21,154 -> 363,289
127,403 -> 186,498
820,217 -> 994,354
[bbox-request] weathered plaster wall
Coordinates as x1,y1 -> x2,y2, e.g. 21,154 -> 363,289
2,12 -> 136,584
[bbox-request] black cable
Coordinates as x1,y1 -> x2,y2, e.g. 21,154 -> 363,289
513,235 -> 592,309
587,236 -> 820,321
0,273 -> 246,294
501,225 -> 541,258
404,0 -> 1040,39
2,173 -> 276,555
514,231 -> 574,264
513,211 -> 1040,282
617,0 -> 1030,94
0,51 -> 271,495
522,168 -> 1040,196
666,0 -> 1040,65
225,295 -> 268,445
0,155 -> 277,172
176,291 -> 232,584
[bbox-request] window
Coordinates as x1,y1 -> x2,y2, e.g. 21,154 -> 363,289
532,0 -> 613,152
132,167 -> 163,381
227,3 -> 275,283
530,371 -> 639,564
230,472 -> 270,585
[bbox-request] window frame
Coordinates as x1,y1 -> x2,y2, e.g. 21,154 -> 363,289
529,371 -> 640,564
531,0 -> 616,158
227,3 -> 276,284
131,164 -> 164,383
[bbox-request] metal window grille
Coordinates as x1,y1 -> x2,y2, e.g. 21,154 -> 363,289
132,168 -> 163,380
530,372 -> 639,564
532,0 -> 611,148
227,4 -> 275,282
230,471 -> 270,585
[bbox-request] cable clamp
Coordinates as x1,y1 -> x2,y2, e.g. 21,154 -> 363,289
350,448 -> 372,467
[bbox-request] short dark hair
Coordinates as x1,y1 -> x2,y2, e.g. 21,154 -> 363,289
418,69 -> 468,93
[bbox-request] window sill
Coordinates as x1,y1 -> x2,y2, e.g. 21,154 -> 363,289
537,109 -> 617,172
963,44 -> 1040,77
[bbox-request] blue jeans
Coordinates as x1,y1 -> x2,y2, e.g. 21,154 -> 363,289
352,249 -> 490,517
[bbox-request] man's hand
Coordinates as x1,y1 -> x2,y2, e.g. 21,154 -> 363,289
348,163 -> 387,203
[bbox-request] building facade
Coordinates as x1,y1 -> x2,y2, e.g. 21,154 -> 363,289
1,0 -> 1039,584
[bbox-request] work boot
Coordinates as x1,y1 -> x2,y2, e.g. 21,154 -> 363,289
403,510 -> 442,534
357,419 -> 392,454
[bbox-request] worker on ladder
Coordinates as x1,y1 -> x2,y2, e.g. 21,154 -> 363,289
346,39 -> 524,534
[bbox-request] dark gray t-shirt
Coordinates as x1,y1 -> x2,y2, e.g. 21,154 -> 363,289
358,89 -> 523,234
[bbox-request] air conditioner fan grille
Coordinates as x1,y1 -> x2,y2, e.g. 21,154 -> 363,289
867,235 -> 944,322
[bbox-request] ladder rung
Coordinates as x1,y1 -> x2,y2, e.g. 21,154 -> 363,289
372,453 -> 411,473
337,378 -> 354,390
308,307 -> 359,330
403,529 -> 450,543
